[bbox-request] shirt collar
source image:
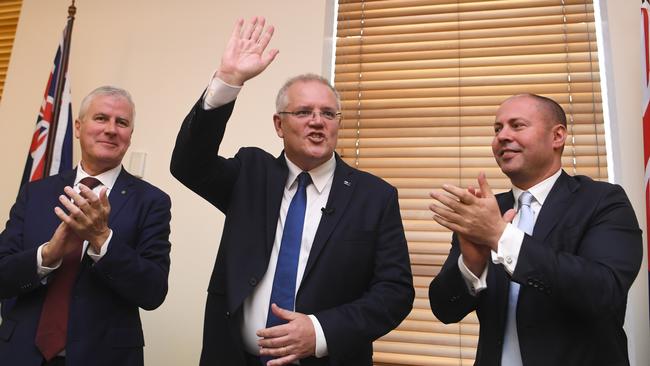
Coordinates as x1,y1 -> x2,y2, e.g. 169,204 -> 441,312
284,153 -> 336,193
75,163 -> 123,191
511,168 -> 562,209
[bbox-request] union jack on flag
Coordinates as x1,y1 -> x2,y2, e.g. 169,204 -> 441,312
20,23 -> 73,187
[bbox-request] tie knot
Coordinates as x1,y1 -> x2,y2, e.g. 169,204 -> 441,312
79,177 -> 102,189
519,191 -> 533,207
297,172 -> 312,189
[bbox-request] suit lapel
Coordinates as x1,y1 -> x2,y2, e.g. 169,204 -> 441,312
530,171 -> 577,242
108,168 -> 136,223
266,154 -> 289,254
301,156 -> 355,282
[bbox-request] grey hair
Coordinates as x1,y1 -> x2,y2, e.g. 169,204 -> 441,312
78,85 -> 135,121
275,74 -> 341,112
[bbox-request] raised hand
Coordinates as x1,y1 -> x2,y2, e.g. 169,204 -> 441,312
217,16 -> 279,86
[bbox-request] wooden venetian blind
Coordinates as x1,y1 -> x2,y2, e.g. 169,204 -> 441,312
333,0 -> 605,365
0,0 -> 21,102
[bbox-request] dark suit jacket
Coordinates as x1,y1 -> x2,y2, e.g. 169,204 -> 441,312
0,168 -> 172,366
429,171 -> 642,366
170,98 -> 414,366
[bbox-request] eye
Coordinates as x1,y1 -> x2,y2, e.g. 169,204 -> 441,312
321,111 -> 336,120
494,125 -> 502,133
295,110 -> 312,118
116,118 -> 130,127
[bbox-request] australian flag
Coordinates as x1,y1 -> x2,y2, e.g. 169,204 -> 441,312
20,24 -> 73,186
1,13 -> 75,320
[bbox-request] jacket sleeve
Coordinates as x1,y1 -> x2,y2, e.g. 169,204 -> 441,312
0,184 -> 42,299
428,233 -> 480,324
170,96 -> 241,213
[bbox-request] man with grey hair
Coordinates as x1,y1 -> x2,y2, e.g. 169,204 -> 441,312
0,85 -> 171,366
171,17 -> 413,366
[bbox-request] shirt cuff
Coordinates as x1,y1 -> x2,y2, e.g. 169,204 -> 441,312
491,222 -> 524,275
308,314 -> 328,358
457,254 -> 488,295
87,230 -> 113,263
202,72 -> 242,110
37,243 -> 62,280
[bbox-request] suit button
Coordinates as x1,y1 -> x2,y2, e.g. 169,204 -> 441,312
527,280 -> 534,286
225,311 -> 230,318
249,277 -> 258,286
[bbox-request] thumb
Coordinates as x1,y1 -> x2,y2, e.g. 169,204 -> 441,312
478,172 -> 494,199
503,208 -> 516,223
99,187 -> 110,207
271,303 -> 295,321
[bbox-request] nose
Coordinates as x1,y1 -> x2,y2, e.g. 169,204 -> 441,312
495,126 -> 512,143
104,119 -> 117,135
308,111 -> 325,125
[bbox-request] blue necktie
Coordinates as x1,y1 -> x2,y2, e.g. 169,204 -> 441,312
502,191 -> 534,366
264,171 -> 311,329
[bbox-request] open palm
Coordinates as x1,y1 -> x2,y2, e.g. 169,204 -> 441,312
218,16 -> 278,86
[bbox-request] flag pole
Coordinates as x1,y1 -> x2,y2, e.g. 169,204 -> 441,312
43,0 -> 75,177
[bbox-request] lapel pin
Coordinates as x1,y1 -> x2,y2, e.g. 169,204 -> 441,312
121,190 -> 127,195
343,180 -> 351,187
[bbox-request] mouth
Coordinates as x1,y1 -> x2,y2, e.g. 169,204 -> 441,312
98,141 -> 118,147
307,132 -> 325,143
499,148 -> 521,159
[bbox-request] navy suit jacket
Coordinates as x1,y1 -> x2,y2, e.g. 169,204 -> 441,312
429,171 -> 642,366
0,168 -> 171,366
171,98 -> 414,366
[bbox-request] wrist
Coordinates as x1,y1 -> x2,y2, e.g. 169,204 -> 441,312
216,70 -> 244,87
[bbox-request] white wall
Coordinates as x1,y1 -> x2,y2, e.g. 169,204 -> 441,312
0,1 -> 328,364
598,1 -> 650,365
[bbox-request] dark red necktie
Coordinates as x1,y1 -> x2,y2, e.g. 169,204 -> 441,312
35,177 -> 102,361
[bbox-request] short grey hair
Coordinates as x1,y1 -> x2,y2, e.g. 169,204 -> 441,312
78,85 -> 135,121
275,74 -> 341,112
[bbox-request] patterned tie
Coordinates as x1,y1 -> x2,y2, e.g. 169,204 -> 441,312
262,172 -> 310,364
502,191 -> 534,366
35,176 -> 102,361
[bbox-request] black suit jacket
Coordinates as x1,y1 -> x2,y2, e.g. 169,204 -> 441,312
429,171 -> 642,366
171,98 -> 414,366
0,168 -> 172,366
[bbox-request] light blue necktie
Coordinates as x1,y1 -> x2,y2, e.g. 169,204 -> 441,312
502,191 -> 534,366
262,172 -> 311,364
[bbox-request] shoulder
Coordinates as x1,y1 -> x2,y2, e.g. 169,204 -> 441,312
338,159 -> 397,195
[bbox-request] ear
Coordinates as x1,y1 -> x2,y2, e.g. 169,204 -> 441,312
74,118 -> 81,139
551,124 -> 567,150
273,114 -> 284,138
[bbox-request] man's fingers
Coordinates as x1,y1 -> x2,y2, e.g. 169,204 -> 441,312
503,208 -> 516,223
478,172 -> 495,199
242,16 -> 259,40
231,18 -> 244,40
250,17 -> 266,43
267,354 -> 298,366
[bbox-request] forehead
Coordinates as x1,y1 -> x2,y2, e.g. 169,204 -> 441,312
87,95 -> 133,119
286,81 -> 337,108
495,96 -> 542,122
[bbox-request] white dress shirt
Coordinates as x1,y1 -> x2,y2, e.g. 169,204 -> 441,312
202,75 -> 333,358
37,163 -> 122,277
459,169 -> 562,294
